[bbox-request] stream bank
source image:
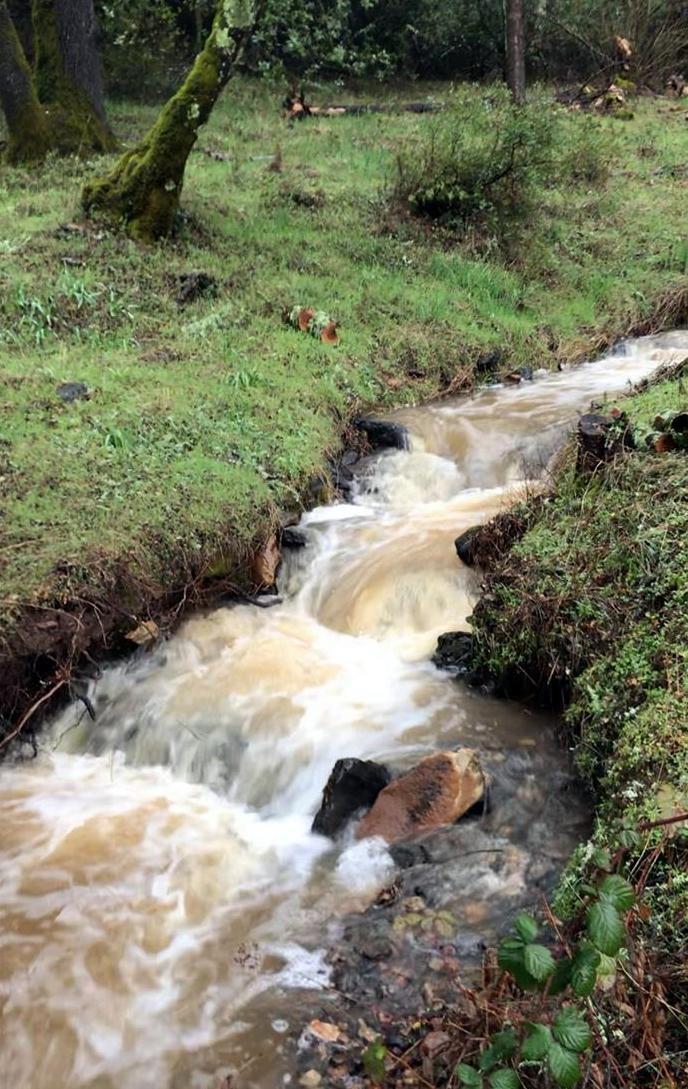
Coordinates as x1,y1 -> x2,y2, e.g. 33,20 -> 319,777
463,342 -> 688,1084
1,333 -> 683,1089
3,289 -> 688,755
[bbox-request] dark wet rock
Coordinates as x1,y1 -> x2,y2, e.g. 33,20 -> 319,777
390,842 -> 432,868
57,381 -> 90,403
432,631 -> 474,674
454,526 -> 481,566
520,365 -> 534,380
306,472 -> 332,505
356,750 -> 486,845
281,527 -> 308,549
340,449 -> 359,468
312,758 -> 391,837
175,271 -> 217,306
353,417 -> 410,452
475,348 -> 503,375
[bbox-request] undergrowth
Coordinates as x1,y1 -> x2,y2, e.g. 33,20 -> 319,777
469,367 -> 688,1065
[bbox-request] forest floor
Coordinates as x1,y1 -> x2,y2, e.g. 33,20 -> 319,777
1,79 -> 688,731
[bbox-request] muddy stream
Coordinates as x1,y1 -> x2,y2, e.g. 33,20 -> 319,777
2,333 -> 687,1089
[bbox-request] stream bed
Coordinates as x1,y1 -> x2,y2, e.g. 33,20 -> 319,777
2,332 -> 687,1089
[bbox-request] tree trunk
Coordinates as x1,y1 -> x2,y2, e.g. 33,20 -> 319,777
8,0 -> 34,64
0,1 -> 51,162
82,0 -> 260,242
505,0 -> 526,105
32,0 -> 117,154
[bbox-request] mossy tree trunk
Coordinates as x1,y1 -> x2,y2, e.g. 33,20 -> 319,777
8,0 -> 34,64
32,0 -> 117,154
82,0 -> 261,242
0,1 -> 51,163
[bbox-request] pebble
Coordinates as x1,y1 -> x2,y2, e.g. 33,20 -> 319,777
299,1071 -> 322,1088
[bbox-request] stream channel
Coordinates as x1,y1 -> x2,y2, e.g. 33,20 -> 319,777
2,331 -> 687,1089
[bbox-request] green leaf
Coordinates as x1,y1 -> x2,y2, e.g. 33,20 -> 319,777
592,847 -> 612,869
362,1040 -> 387,1083
570,945 -> 601,997
490,1030 -> 519,1061
523,942 -> 556,982
514,913 -> 538,943
489,1070 -> 520,1089
548,1042 -> 582,1088
498,938 -> 538,991
548,956 -> 573,996
587,899 -> 625,956
456,1063 -> 483,1088
522,1023 -> 552,1061
599,874 -> 635,912
553,1008 -> 592,1053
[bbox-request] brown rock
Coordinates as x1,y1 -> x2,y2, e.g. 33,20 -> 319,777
355,750 -> 485,845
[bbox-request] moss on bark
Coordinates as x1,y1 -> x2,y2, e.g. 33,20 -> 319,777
82,1 -> 257,242
0,2 -> 52,163
32,0 -> 117,155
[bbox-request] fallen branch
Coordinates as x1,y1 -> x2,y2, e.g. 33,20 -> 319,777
0,674 -> 68,752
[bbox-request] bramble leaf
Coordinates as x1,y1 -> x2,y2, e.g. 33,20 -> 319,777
571,945 -> 601,997
521,1023 -> 552,1061
514,913 -> 538,943
548,956 -> 573,996
599,874 -> 635,912
524,942 -> 556,982
548,1042 -> 582,1088
456,1063 -> 482,1088
489,1069 -> 520,1089
553,1008 -> 592,1053
498,938 -> 539,991
587,900 -> 625,956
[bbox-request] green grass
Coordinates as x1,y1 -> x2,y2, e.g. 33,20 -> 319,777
1,80 -> 688,626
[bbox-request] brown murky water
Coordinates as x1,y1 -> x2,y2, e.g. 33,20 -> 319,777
1,333 -> 686,1089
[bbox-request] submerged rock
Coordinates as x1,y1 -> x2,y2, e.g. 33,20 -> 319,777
354,417 -> 410,451
432,631 -> 474,674
281,526 -> 308,549
356,750 -> 486,844
454,525 -> 481,566
312,758 -> 391,837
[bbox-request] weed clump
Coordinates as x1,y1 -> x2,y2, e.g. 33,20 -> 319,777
390,84 -> 611,237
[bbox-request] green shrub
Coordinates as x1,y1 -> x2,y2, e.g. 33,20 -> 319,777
390,85 -> 611,234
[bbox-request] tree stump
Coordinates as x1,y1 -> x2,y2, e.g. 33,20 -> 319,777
576,412 -> 633,473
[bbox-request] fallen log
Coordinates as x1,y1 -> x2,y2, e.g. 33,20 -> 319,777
283,92 -> 442,122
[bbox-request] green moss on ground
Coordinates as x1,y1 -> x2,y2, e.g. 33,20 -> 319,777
470,370 -> 688,994
1,82 -> 688,663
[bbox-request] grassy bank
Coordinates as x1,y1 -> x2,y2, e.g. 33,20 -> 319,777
1,80 -> 688,730
469,362 -> 688,1059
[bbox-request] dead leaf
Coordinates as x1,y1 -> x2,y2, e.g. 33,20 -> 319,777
320,319 -> 339,345
307,1020 -> 340,1043
298,306 -> 316,331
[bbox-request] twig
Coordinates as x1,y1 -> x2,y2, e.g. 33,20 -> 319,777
0,675 -> 67,752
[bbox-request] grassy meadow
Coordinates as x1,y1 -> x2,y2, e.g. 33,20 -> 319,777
1,79 -> 688,636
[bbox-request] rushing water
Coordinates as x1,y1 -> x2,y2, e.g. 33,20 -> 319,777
1,332 -> 687,1089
